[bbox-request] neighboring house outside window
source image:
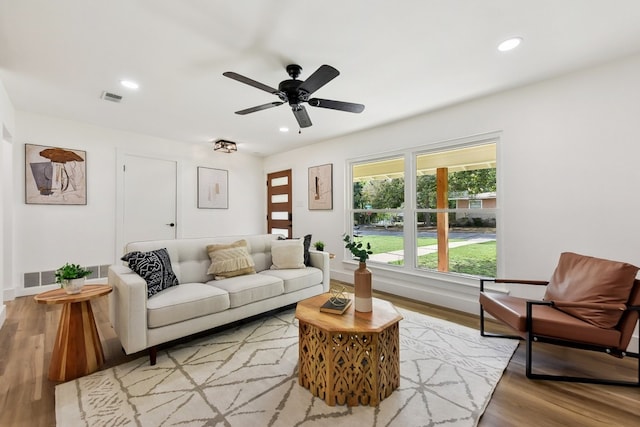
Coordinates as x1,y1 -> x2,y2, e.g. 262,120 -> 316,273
348,136 -> 497,278
452,192 -> 495,219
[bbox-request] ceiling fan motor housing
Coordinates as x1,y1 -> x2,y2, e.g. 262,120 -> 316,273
278,79 -> 305,105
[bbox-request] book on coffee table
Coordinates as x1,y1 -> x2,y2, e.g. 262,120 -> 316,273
319,297 -> 352,315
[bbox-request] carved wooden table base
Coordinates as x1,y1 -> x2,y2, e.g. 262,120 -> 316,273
296,293 -> 402,406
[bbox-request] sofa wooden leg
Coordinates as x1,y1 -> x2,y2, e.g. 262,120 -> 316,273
149,346 -> 157,366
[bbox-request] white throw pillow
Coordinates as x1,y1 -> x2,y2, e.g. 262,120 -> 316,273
271,239 -> 305,269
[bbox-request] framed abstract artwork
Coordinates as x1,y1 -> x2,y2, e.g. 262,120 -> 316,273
308,163 -> 333,210
25,143 -> 87,205
198,167 -> 228,209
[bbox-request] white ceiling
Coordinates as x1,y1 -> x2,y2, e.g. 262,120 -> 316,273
2,1 -> 640,157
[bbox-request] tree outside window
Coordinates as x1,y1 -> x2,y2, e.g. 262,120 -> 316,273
349,141 -> 497,278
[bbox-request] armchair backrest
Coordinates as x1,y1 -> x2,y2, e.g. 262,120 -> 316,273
543,252 -> 639,329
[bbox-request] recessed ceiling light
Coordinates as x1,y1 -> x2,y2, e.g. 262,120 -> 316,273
497,37 -> 523,52
279,127 -> 289,133
120,80 -> 139,90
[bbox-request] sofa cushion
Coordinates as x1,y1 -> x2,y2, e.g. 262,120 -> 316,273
206,239 -> 256,279
271,238 -> 305,269
260,267 -> 323,294
543,252 -> 639,328
121,248 -> 179,298
207,274 -> 283,308
146,282 -> 230,328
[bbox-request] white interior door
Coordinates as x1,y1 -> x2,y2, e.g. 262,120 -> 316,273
123,154 -> 177,245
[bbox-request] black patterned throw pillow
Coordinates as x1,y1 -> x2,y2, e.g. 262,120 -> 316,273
121,248 -> 179,298
302,234 -> 312,266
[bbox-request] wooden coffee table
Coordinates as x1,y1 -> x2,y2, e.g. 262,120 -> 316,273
34,284 -> 112,381
295,293 -> 402,406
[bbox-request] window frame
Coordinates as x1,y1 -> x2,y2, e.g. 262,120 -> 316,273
346,132 -> 500,280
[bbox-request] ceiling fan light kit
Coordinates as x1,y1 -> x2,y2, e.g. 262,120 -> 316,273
223,63 -> 365,128
213,139 -> 237,153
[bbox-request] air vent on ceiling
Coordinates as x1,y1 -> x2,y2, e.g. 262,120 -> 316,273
100,91 -> 123,103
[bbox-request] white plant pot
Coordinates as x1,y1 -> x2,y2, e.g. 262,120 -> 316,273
63,277 -> 85,294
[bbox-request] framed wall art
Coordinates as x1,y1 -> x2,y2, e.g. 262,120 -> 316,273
25,143 -> 87,205
308,163 -> 333,210
197,167 -> 228,209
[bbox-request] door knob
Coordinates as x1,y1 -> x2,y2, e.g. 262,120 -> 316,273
166,223 -> 175,227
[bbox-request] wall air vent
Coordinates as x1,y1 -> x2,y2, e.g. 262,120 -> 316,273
100,91 -> 123,103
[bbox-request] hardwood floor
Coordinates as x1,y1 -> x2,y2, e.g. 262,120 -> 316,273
0,283 -> 638,426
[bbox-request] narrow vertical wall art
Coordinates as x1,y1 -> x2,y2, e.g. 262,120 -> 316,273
308,163 -> 333,210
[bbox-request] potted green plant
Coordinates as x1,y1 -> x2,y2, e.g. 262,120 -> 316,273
55,263 -> 92,294
313,241 -> 325,251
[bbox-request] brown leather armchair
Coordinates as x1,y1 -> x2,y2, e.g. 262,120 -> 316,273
479,252 -> 640,386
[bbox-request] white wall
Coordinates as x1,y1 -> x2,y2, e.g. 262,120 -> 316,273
0,78 -> 16,327
264,53 -> 640,320
12,112 -> 266,297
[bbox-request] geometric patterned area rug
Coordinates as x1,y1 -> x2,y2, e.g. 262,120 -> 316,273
56,307 -> 517,427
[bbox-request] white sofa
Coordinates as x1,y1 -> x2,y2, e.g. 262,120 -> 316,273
108,234 -> 330,364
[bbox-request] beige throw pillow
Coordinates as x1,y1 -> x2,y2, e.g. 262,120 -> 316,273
271,239 -> 305,269
206,239 -> 256,279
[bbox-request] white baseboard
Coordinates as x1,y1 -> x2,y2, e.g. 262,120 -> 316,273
3,287 -> 15,301
7,278 -> 108,300
14,284 -> 58,298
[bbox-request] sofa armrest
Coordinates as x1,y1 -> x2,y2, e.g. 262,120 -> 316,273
309,249 -> 331,293
108,265 -> 149,354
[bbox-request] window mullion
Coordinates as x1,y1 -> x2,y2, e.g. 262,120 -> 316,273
404,152 -> 416,268
436,167 -> 449,272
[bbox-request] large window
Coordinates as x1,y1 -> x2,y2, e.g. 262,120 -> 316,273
348,138 -> 497,278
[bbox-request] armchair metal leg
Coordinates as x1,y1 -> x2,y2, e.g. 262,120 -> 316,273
524,300 -> 640,386
479,305 -> 523,340
525,335 -> 640,387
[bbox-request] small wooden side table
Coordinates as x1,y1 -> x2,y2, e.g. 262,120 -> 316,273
34,284 -> 112,382
296,293 -> 403,406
